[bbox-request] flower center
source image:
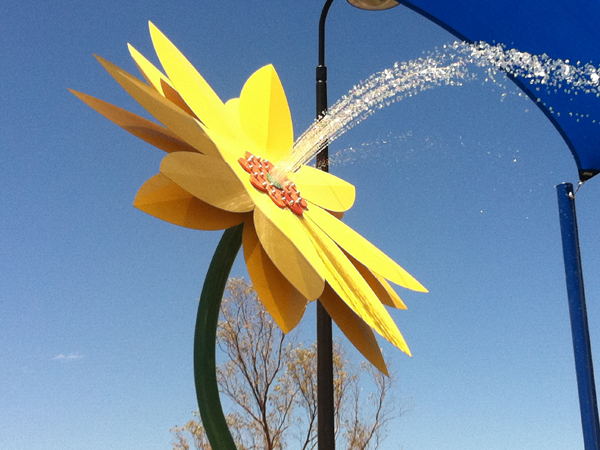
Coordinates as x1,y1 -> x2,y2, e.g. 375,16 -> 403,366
238,152 -> 307,216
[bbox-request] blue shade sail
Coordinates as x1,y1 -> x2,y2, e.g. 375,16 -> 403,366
399,0 -> 600,181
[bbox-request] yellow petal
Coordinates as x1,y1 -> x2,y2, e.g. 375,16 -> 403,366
197,125 -> 271,206
290,165 -> 355,212
128,45 -> 199,119
201,123 -> 265,175
243,220 -> 308,333
303,213 -> 411,355
224,98 -> 241,130
160,152 -> 254,213
149,22 -> 231,134
239,64 -> 293,162
344,251 -> 407,310
253,201 -> 325,301
307,205 -> 427,292
160,80 -> 200,119
373,273 -> 408,309
69,90 -> 197,154
128,43 -> 172,94
95,55 -> 221,159
318,284 -> 389,375
134,173 -> 249,230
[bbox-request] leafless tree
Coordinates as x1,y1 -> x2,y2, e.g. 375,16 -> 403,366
342,363 -> 396,450
172,278 -> 399,450
172,411 -> 249,450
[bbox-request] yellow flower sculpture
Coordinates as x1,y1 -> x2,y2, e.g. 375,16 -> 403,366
71,23 -> 427,375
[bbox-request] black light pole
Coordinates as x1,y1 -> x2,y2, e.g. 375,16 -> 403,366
316,4 -> 336,448
315,2 -> 399,449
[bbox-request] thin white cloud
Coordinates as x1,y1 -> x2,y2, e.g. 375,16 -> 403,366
52,353 -> 83,361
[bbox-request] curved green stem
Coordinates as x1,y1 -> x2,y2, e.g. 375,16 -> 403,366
194,224 -> 244,450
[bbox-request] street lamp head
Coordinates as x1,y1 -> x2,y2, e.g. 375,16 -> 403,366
346,0 -> 400,10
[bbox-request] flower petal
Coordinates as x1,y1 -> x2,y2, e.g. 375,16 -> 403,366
303,213 -> 411,355
224,98 -> 241,130
95,55 -> 221,159
149,22 -> 231,134
344,251 -> 407,310
327,210 -> 344,220
243,220 -> 308,333
70,90 -> 197,154
127,43 -> 172,94
134,173 -> 249,230
197,125 -> 271,206
239,64 -> 293,162
128,45 -> 199,118
307,205 -> 427,292
160,152 -> 254,213
253,201 -> 325,301
318,284 -> 389,375
159,80 -> 199,119
201,123 -> 265,175
291,165 -> 355,212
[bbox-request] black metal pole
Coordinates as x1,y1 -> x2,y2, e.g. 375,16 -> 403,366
317,1 -> 335,449
557,182 -> 600,450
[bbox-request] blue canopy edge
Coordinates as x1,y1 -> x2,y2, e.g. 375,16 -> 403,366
398,0 -> 600,181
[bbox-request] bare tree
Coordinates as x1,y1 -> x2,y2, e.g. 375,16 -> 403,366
172,278 -> 398,450
341,363 -> 396,450
287,342 -> 396,450
216,277 -> 296,450
172,411 -> 249,450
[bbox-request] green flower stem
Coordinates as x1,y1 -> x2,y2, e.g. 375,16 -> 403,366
194,223 -> 244,450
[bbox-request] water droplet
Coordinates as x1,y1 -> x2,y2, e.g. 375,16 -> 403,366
281,41 -> 600,173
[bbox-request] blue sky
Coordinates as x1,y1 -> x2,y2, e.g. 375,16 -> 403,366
2,1 -> 599,449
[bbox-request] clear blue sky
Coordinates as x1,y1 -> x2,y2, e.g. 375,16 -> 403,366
2,1 -> 598,449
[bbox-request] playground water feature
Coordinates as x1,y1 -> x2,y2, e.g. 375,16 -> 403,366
274,41 -> 600,182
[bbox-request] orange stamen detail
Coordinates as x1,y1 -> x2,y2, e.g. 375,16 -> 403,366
239,152 -> 307,216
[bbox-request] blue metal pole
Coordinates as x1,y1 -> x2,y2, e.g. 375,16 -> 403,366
557,182 -> 600,450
